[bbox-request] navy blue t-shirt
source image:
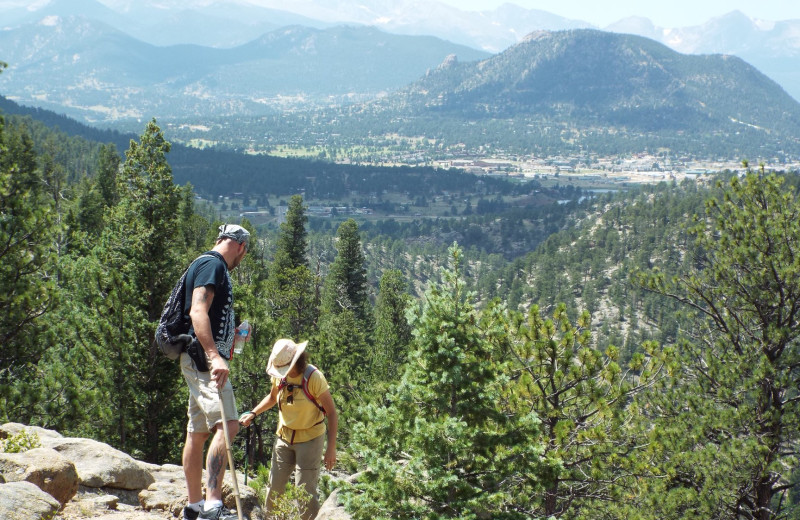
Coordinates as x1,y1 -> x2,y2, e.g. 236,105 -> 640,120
183,251 -> 235,360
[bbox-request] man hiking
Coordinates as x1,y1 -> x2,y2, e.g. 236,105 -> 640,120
180,224 -> 250,520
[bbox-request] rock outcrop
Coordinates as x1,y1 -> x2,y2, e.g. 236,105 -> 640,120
0,422 -> 351,520
39,437 -> 155,490
0,447 -> 79,504
0,480 -> 61,520
317,487 -> 350,520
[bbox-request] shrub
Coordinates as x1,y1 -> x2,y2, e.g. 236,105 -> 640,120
0,429 -> 41,453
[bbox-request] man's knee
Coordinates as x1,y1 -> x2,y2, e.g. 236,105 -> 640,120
219,419 -> 239,439
211,420 -> 239,439
185,432 -> 210,451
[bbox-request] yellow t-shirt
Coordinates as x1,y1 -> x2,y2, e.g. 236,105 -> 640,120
273,367 -> 329,444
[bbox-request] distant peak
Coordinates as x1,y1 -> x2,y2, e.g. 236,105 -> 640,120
438,54 -> 458,69
717,9 -> 750,19
522,30 -> 553,43
606,16 -> 658,28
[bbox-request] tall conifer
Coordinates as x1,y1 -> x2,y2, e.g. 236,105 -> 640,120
0,113 -> 59,419
266,194 -> 317,339
273,194 -> 308,272
372,269 -> 413,384
317,219 -> 372,410
639,173 -> 800,519
76,120 -> 188,461
347,246 -> 554,519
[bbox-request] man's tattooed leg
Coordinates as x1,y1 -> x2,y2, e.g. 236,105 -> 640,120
207,451 -> 225,491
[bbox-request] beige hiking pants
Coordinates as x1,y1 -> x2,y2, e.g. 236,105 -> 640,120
266,434 -> 325,520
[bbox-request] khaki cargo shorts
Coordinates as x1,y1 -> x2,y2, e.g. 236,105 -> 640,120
180,352 -> 239,434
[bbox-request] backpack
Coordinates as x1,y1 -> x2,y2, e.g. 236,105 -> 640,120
277,364 -> 327,415
154,254 -> 215,360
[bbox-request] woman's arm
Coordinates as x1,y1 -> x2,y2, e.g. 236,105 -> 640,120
318,390 -> 337,470
239,383 -> 279,426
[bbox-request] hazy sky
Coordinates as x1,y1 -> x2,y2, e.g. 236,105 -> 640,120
438,0 -> 800,28
5,0 -> 798,30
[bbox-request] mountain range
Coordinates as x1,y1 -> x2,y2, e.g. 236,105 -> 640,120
0,14 -> 489,122
606,11 -> 800,104
223,29 -> 800,160
1,0 -> 797,102
415,30 -> 799,127
0,0 -> 593,50
0,0 -> 798,161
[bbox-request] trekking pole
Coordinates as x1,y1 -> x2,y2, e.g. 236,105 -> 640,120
218,390 -> 244,520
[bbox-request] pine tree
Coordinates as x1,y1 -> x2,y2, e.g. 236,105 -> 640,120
639,173 -> 800,519
30,253 -> 132,440
322,219 -> 371,328
346,245 -> 555,519
266,195 -> 317,339
73,179 -> 106,240
0,113 -> 59,419
372,269 -> 413,384
96,143 -> 120,208
508,303 -> 664,517
113,120 -> 192,461
273,194 -> 309,272
40,119 -> 191,461
317,219 -> 372,409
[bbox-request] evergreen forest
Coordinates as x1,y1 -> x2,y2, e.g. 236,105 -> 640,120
2,91 -> 800,519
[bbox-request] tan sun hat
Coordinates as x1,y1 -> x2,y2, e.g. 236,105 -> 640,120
266,338 -> 308,378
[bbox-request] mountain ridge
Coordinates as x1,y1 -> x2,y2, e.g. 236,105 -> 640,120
2,0 -> 798,103
2,8 -> 798,160
0,17 -> 490,122
606,10 -> 800,101
239,29 -> 800,159
398,29 -> 799,129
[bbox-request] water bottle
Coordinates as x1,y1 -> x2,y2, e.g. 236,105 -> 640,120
234,320 -> 250,355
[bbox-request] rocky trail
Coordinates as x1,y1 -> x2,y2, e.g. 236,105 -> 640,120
0,423 -> 348,520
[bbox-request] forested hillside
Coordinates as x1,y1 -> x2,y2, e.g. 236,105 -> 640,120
0,94 -> 551,207
486,183 -> 709,349
2,95 -> 800,519
354,181 -> 715,363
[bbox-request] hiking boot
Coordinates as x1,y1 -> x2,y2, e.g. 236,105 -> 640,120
198,504 -> 240,520
183,506 -> 200,520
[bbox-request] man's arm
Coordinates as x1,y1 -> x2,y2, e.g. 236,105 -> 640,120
188,285 -> 229,388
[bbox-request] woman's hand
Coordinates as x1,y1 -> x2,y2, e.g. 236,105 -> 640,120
239,411 -> 256,427
324,445 -> 337,471
318,390 -> 338,471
